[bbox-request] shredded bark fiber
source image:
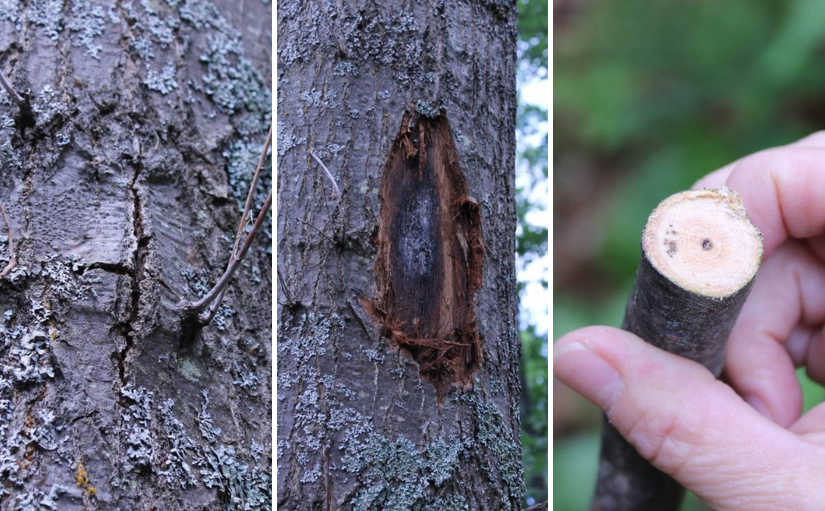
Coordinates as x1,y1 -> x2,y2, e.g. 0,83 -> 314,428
368,110 -> 484,405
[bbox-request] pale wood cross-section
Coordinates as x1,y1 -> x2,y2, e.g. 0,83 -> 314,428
643,188 -> 763,298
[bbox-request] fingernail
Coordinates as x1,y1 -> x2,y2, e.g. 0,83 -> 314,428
554,341 -> 621,408
745,395 -> 774,422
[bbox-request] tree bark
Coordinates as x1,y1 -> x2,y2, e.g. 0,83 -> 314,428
276,0 -> 523,509
0,1 -> 271,509
593,189 -> 762,511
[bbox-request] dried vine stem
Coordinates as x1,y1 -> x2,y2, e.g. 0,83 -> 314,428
0,198 -> 15,279
309,150 -> 341,199
0,69 -> 24,106
184,125 -> 272,325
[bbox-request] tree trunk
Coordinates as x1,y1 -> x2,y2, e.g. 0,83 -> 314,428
0,1 -> 272,509
594,189 -> 762,511
276,0 -> 523,509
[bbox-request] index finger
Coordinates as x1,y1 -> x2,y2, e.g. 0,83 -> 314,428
727,146 -> 825,258
692,134 -> 825,258
693,131 -> 825,192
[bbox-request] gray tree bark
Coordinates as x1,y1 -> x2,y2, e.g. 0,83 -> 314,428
0,1 -> 271,510
276,0 -> 523,509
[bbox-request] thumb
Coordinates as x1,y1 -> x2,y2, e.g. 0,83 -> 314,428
554,326 -> 804,509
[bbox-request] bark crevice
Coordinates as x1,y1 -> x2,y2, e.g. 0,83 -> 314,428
117,166 -> 148,389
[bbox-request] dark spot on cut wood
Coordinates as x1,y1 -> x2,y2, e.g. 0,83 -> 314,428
665,240 -> 677,256
702,239 -> 712,250
367,109 -> 484,405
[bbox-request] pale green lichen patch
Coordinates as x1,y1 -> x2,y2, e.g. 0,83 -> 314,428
276,123 -> 307,155
67,0 -> 108,59
179,357 -> 202,382
144,63 -> 178,95
0,373 -> 21,497
42,254 -> 94,301
28,0 -> 64,41
117,0 -> 271,134
118,386 -> 271,506
460,391 -> 525,504
196,390 -> 221,443
0,302 -> 71,499
23,0 -> 115,57
280,312 -> 480,509
120,385 -> 155,471
199,31 -> 269,116
191,391 -> 272,508
1,298 -> 63,387
4,328 -> 55,384
158,398 -> 199,489
414,99 -> 444,118
196,444 -> 272,509
6,484 -> 68,510
0,0 -> 22,29
31,84 -> 68,127
222,137 -> 272,249
339,429 -> 472,510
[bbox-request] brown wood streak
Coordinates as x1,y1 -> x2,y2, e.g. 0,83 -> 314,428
370,110 -> 484,405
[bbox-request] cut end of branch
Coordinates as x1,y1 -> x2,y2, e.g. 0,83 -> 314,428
643,188 -> 763,298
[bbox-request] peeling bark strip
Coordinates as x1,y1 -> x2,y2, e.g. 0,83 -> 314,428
594,188 -> 763,510
370,110 -> 484,405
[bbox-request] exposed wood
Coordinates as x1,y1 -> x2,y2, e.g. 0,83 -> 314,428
369,110 -> 485,406
276,0 -> 523,508
593,188 -> 763,511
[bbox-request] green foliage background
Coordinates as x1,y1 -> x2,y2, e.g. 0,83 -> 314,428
517,0 -> 549,507
554,0 -> 825,509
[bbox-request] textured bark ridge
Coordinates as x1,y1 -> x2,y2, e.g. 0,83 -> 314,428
370,110 -> 484,405
0,1 -> 271,509
594,188 -> 763,511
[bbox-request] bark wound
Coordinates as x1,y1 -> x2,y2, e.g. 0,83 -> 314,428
369,111 -> 484,405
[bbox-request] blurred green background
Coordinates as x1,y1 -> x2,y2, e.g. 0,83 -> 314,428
553,0 -> 825,509
518,0 -> 549,507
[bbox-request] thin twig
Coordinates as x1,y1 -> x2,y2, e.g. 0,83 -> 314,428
309,150 -> 341,198
296,218 -> 336,244
199,285 -> 227,325
231,124 -> 272,259
193,189 -> 271,323
183,124 -> 272,325
0,69 -> 24,106
0,198 -> 16,279
276,269 -> 294,307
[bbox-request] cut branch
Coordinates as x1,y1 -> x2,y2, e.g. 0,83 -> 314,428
593,188 -> 763,511
0,198 -> 15,279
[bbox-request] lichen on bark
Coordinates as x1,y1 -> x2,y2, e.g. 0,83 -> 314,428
277,0 -> 523,508
0,0 -> 272,508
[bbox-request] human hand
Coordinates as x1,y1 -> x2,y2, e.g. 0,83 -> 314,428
554,132 -> 825,510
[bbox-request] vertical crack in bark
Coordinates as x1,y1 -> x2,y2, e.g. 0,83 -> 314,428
118,167 -> 147,387
367,110 -> 484,405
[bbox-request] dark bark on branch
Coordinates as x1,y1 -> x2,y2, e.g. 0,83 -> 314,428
593,189 -> 762,511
